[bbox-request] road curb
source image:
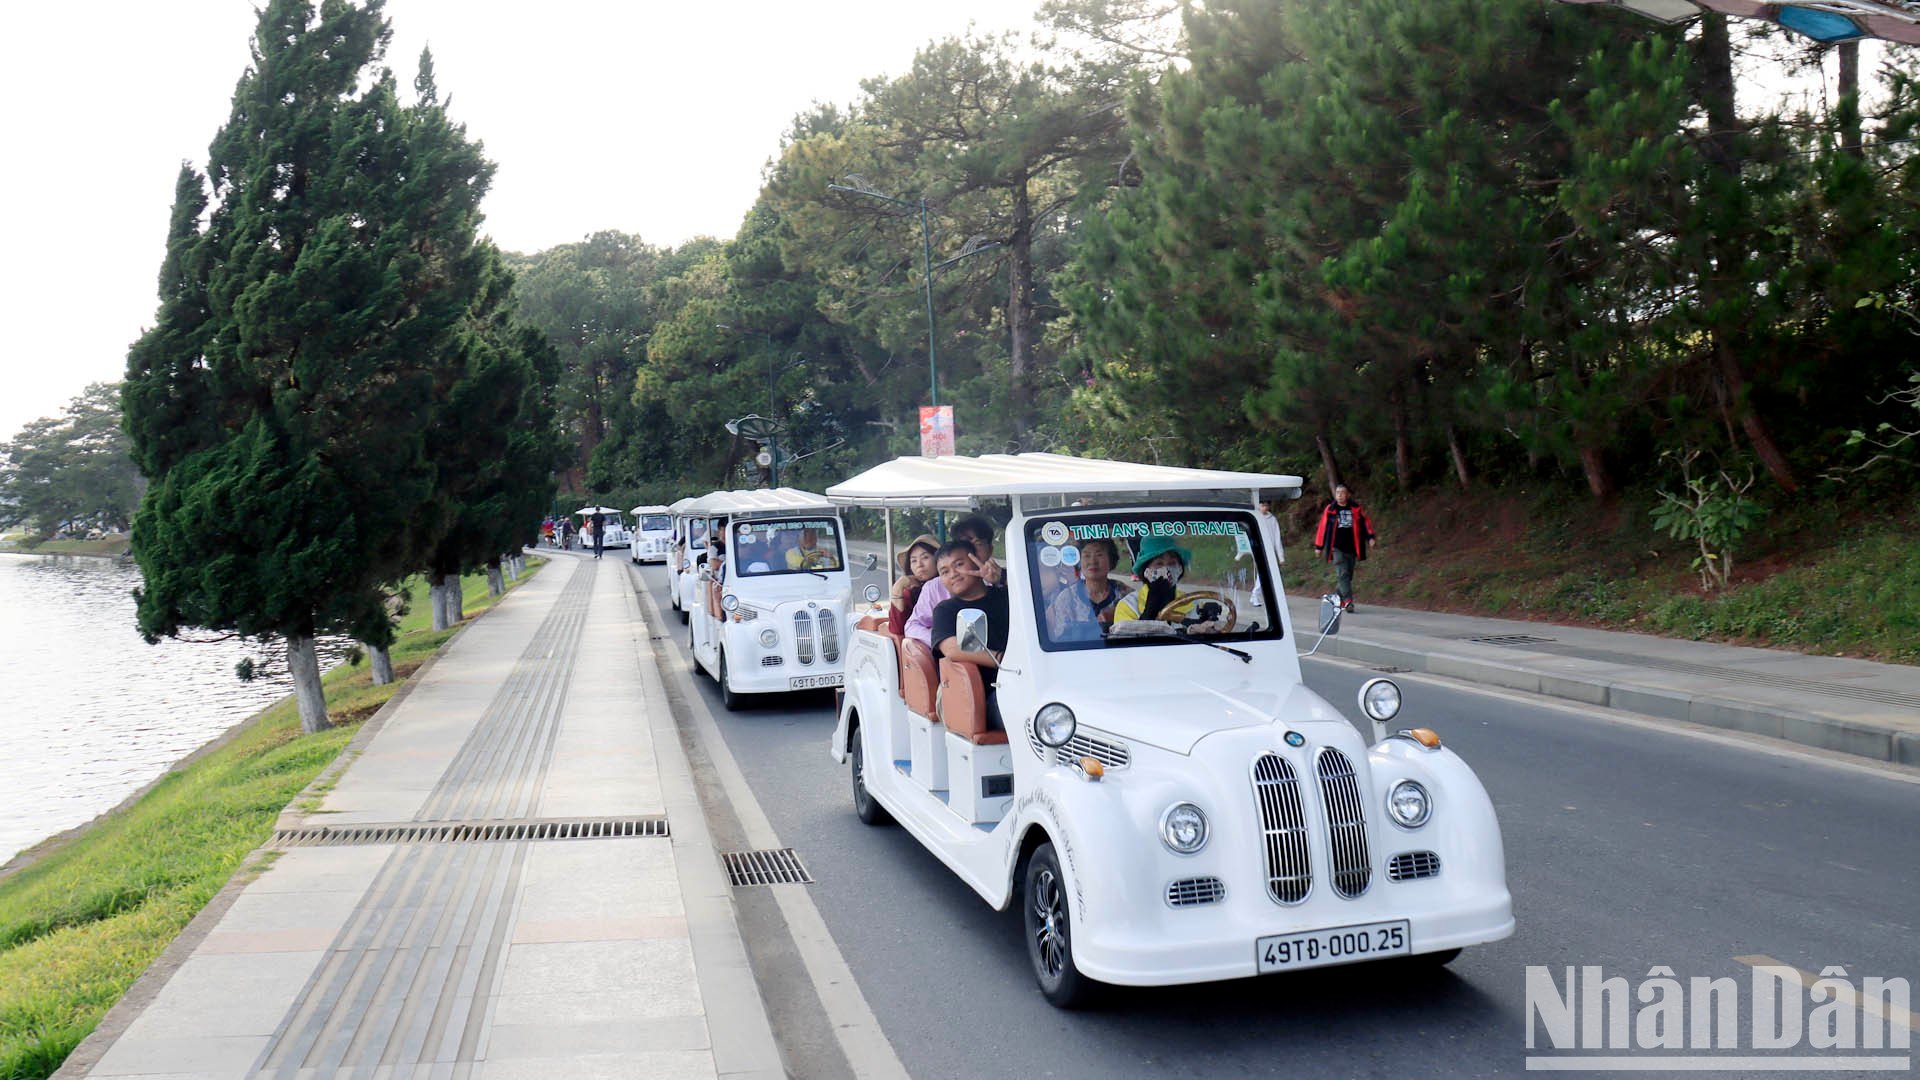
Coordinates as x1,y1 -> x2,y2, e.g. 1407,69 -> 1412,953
1308,632 -> 1910,766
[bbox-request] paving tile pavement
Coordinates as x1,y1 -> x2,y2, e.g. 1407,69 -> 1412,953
63,555 -> 781,1080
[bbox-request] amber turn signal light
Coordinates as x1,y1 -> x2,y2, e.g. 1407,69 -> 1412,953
1408,727 -> 1441,748
1078,756 -> 1105,780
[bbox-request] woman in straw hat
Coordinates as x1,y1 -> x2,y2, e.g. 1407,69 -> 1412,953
888,533 -> 941,638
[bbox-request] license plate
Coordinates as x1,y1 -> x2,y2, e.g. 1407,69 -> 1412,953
1256,919 -> 1409,972
789,674 -> 844,690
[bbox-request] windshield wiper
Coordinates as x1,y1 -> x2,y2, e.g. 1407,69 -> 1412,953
1187,634 -> 1252,663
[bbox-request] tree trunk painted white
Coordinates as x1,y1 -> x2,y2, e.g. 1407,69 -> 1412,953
504,556 -> 519,582
429,581 -> 449,632
287,633 -> 333,733
444,573 -> 464,623
486,561 -> 505,597
369,644 -> 394,686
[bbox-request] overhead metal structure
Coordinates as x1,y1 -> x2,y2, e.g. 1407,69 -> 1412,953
1557,0 -> 1920,43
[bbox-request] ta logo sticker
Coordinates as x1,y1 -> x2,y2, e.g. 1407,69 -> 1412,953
1040,520 -> 1070,546
738,524 -> 752,536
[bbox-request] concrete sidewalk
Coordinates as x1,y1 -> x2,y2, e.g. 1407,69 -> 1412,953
60,554 -> 781,1080
1285,594 -> 1920,766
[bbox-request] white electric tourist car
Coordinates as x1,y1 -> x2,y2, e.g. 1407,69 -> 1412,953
825,453 -> 1514,1006
577,505 -> 629,549
668,497 -> 709,622
629,504 -> 674,565
684,488 -> 854,709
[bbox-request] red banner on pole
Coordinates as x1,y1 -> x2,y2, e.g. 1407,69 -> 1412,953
919,405 -> 955,457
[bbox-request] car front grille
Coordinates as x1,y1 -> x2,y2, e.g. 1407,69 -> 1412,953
1316,748 -> 1373,898
760,655 -> 783,668
1387,851 -> 1440,881
1251,753 -> 1312,904
794,610 -> 815,665
1166,877 -> 1226,907
817,608 -> 839,663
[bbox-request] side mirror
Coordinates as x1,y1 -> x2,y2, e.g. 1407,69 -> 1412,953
1318,595 -> 1343,636
958,609 -> 989,655
864,553 -> 880,572
699,569 -> 713,582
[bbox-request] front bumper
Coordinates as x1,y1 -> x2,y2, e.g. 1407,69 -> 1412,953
1074,888 -> 1513,986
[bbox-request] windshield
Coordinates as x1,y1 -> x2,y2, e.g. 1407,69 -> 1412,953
732,517 -> 844,577
1024,510 -> 1281,652
640,514 -> 671,533
686,518 -> 708,548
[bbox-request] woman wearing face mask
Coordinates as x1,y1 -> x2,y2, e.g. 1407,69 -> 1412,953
888,534 -> 940,637
1113,536 -> 1231,633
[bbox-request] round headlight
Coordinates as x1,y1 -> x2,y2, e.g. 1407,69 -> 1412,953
864,583 -> 883,603
758,627 -> 779,649
721,594 -> 740,612
1387,780 -> 1431,828
1033,703 -> 1077,748
1359,678 -> 1402,722
1159,802 -> 1210,854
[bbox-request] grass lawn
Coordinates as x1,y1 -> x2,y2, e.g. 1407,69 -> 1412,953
0,559 -> 543,1080
0,537 -> 131,558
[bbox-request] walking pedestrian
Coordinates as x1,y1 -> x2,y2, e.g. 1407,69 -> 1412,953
1312,484 -> 1377,613
588,516 -> 604,560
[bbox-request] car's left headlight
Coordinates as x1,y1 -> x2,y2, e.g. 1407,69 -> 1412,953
1387,780 -> 1431,828
1359,677 -> 1402,722
1159,802 -> 1210,854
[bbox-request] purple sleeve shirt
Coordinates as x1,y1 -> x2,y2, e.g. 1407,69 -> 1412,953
904,576 -> 952,648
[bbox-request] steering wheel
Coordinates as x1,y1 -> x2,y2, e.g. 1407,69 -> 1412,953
1173,589 -> 1237,633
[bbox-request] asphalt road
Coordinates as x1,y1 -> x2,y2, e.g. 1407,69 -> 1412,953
632,563 -> 1919,1079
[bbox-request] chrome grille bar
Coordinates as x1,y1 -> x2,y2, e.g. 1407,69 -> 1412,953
817,608 -> 840,663
1251,753 -> 1312,904
1316,748 -> 1372,898
793,610 -> 815,665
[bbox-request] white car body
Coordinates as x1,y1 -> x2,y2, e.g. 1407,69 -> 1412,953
629,505 -> 674,564
825,453 -> 1513,1003
683,488 -> 853,706
667,498 -> 709,621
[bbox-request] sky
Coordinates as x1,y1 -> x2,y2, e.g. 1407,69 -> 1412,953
0,0 -> 1049,445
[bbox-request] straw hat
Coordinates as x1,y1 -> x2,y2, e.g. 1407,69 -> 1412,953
895,533 -> 941,575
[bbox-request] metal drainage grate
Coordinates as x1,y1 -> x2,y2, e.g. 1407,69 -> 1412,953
1387,851 -> 1442,881
723,847 -> 814,886
271,816 -> 669,847
1468,634 -> 1556,647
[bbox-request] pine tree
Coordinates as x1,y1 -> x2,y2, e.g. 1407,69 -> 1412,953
124,0 -> 495,732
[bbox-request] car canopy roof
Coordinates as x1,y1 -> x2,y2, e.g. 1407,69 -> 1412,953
630,504 -> 672,516
826,453 -> 1301,509
668,497 -> 700,515
685,487 -> 838,519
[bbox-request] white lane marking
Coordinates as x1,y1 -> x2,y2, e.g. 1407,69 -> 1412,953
1303,656 -> 1920,787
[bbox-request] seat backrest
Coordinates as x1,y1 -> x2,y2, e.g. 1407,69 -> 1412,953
939,659 -> 1002,744
901,638 -> 939,717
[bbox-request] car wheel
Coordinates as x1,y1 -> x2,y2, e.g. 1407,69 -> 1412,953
1024,843 -> 1096,1008
850,726 -> 891,826
1404,947 -> 1462,968
719,651 -> 741,711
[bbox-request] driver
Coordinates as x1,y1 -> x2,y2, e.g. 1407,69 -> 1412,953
785,526 -> 839,570
1112,536 -> 1230,633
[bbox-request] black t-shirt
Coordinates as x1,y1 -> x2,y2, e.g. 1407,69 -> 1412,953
931,586 -> 1011,688
1329,503 -> 1360,555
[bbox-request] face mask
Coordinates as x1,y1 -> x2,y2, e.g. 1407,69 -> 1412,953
1143,564 -> 1182,585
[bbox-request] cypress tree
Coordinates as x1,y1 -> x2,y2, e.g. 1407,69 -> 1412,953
124,0 -> 494,732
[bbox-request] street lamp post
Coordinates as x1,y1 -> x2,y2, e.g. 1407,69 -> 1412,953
827,178 -> 999,413
717,324 -> 782,486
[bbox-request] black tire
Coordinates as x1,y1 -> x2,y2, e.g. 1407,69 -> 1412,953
719,650 -> 741,711
1405,947 -> 1462,968
849,725 -> 891,826
1024,843 -> 1096,1008
690,623 -> 704,677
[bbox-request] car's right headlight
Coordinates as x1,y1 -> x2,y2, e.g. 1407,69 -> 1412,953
758,627 -> 779,649
1159,802 -> 1210,854
1033,703 -> 1077,748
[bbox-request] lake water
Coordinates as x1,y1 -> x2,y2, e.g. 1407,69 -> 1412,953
0,553 -> 351,863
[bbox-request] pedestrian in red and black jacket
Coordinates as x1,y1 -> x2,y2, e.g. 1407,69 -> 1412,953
1312,484 -> 1377,612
